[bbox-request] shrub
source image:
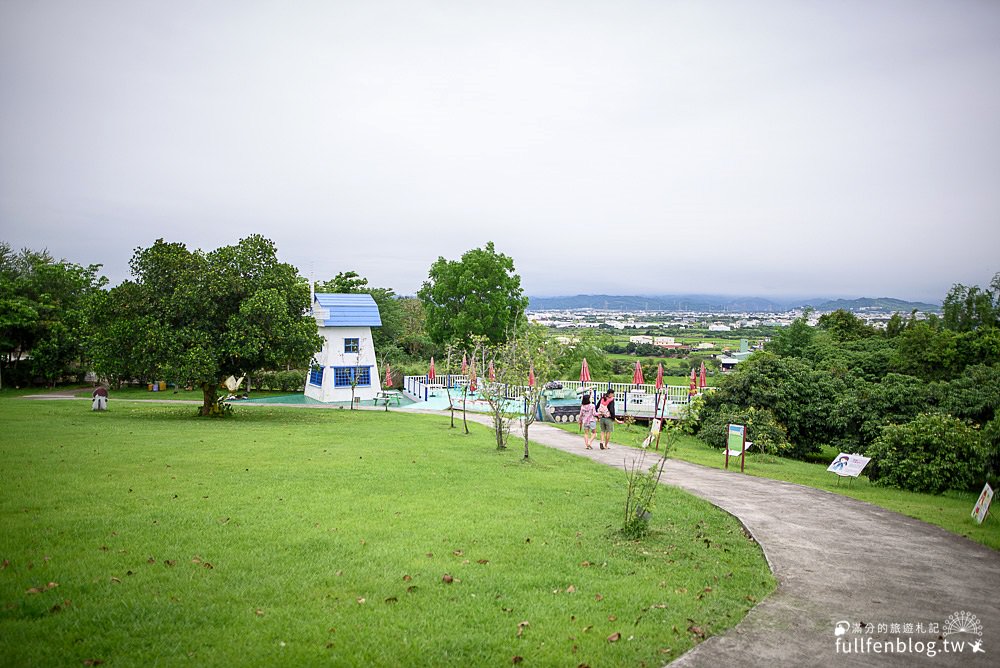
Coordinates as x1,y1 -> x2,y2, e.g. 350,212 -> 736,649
253,370 -> 306,392
697,404 -> 792,456
866,413 -> 988,494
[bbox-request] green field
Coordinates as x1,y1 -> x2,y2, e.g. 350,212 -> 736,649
0,398 -> 774,666
551,423 -> 1000,551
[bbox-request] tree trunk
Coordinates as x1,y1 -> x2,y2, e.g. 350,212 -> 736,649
200,382 -> 217,416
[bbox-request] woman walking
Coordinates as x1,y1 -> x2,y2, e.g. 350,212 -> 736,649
578,393 -> 597,449
597,389 -> 619,450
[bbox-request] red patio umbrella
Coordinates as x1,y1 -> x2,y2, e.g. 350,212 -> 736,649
580,358 -> 591,383
469,359 -> 477,392
528,364 -> 536,387
488,360 -> 496,382
689,368 -> 697,396
384,364 -> 392,388
699,361 -> 707,389
632,360 -> 644,386
655,362 -> 664,391
428,357 -> 436,381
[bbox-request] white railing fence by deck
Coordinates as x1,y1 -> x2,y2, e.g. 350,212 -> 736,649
403,375 -> 712,416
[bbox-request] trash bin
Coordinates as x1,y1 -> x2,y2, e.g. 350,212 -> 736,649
158,381 -> 166,391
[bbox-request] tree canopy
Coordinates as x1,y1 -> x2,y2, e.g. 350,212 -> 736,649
89,236 -> 321,415
0,242 -> 106,387
417,242 -> 528,348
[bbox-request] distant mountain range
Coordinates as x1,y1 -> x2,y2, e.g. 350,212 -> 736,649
527,294 -> 941,313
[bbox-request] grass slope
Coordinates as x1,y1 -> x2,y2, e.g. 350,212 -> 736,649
0,399 -> 773,667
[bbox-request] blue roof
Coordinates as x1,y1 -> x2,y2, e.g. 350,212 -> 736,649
314,293 -> 382,327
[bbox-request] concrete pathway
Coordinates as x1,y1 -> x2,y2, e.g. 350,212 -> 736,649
508,420 -> 1000,667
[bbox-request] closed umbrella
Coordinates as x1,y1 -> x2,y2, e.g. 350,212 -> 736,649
655,363 -> 664,391
699,361 -> 707,389
632,360 -> 644,386
428,357 -> 436,382
488,360 -> 496,382
689,368 -> 697,396
461,353 -> 468,375
528,364 -> 536,387
469,359 -> 477,393
580,358 -> 591,383
384,364 -> 392,388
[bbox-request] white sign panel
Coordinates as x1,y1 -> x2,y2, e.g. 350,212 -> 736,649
972,483 -> 993,525
827,453 -> 871,478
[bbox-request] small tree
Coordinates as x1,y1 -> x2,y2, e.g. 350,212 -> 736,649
621,425 -> 676,539
477,342 -> 517,451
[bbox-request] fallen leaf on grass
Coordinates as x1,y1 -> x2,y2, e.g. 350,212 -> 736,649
384,597 -> 398,604
477,559 -> 490,565
110,577 -> 121,584
25,588 -> 43,595
1,559 -> 9,570
580,560 -> 591,567
406,586 -> 418,593
594,594 -> 603,601
255,609 -> 265,617
83,659 -> 104,666
49,604 -> 62,614
164,560 -> 176,567
582,625 -> 593,633
687,624 -> 706,639
607,632 -> 621,643
147,557 -> 156,564
566,585 -> 576,593
402,575 -> 412,582
442,574 -> 454,584
452,550 -> 464,557
356,597 -> 366,604
202,563 -> 214,570
608,615 -> 617,622
512,656 -> 523,664
516,621 -> 529,637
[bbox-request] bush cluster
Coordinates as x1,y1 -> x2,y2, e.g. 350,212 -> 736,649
866,413 -> 988,494
253,370 -> 306,392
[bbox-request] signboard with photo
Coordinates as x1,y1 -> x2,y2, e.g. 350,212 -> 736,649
972,483 -> 993,525
826,453 -> 871,478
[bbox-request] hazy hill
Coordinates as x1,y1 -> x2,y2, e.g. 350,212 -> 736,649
803,297 -> 941,312
527,294 -> 940,313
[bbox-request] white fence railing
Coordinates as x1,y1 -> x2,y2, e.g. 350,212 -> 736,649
402,375 -> 712,417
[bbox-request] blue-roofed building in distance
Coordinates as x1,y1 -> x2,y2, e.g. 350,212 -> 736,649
304,293 -> 383,403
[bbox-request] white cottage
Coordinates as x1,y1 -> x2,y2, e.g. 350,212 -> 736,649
304,293 -> 382,403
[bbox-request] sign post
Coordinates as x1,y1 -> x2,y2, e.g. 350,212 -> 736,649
972,483 -> 994,525
726,424 -> 746,472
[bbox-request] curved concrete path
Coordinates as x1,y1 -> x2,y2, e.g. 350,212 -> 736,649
512,420 -> 1000,667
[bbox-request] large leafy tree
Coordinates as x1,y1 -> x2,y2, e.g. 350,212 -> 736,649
418,242 -> 528,348
0,243 -> 106,387
89,236 -> 321,415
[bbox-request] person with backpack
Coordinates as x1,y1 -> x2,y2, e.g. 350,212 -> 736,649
597,389 -> 619,450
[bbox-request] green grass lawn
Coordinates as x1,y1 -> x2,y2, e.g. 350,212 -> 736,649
553,423 -> 1000,551
0,399 -> 773,667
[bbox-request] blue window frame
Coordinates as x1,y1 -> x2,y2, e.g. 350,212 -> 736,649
344,338 -> 359,354
333,366 -> 371,388
308,366 -> 324,387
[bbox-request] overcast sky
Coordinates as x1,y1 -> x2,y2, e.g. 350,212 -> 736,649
1,0 -> 998,301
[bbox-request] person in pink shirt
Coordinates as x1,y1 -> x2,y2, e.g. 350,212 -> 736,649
578,393 -> 597,449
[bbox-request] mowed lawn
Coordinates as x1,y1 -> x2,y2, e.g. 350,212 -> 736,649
0,399 -> 773,667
